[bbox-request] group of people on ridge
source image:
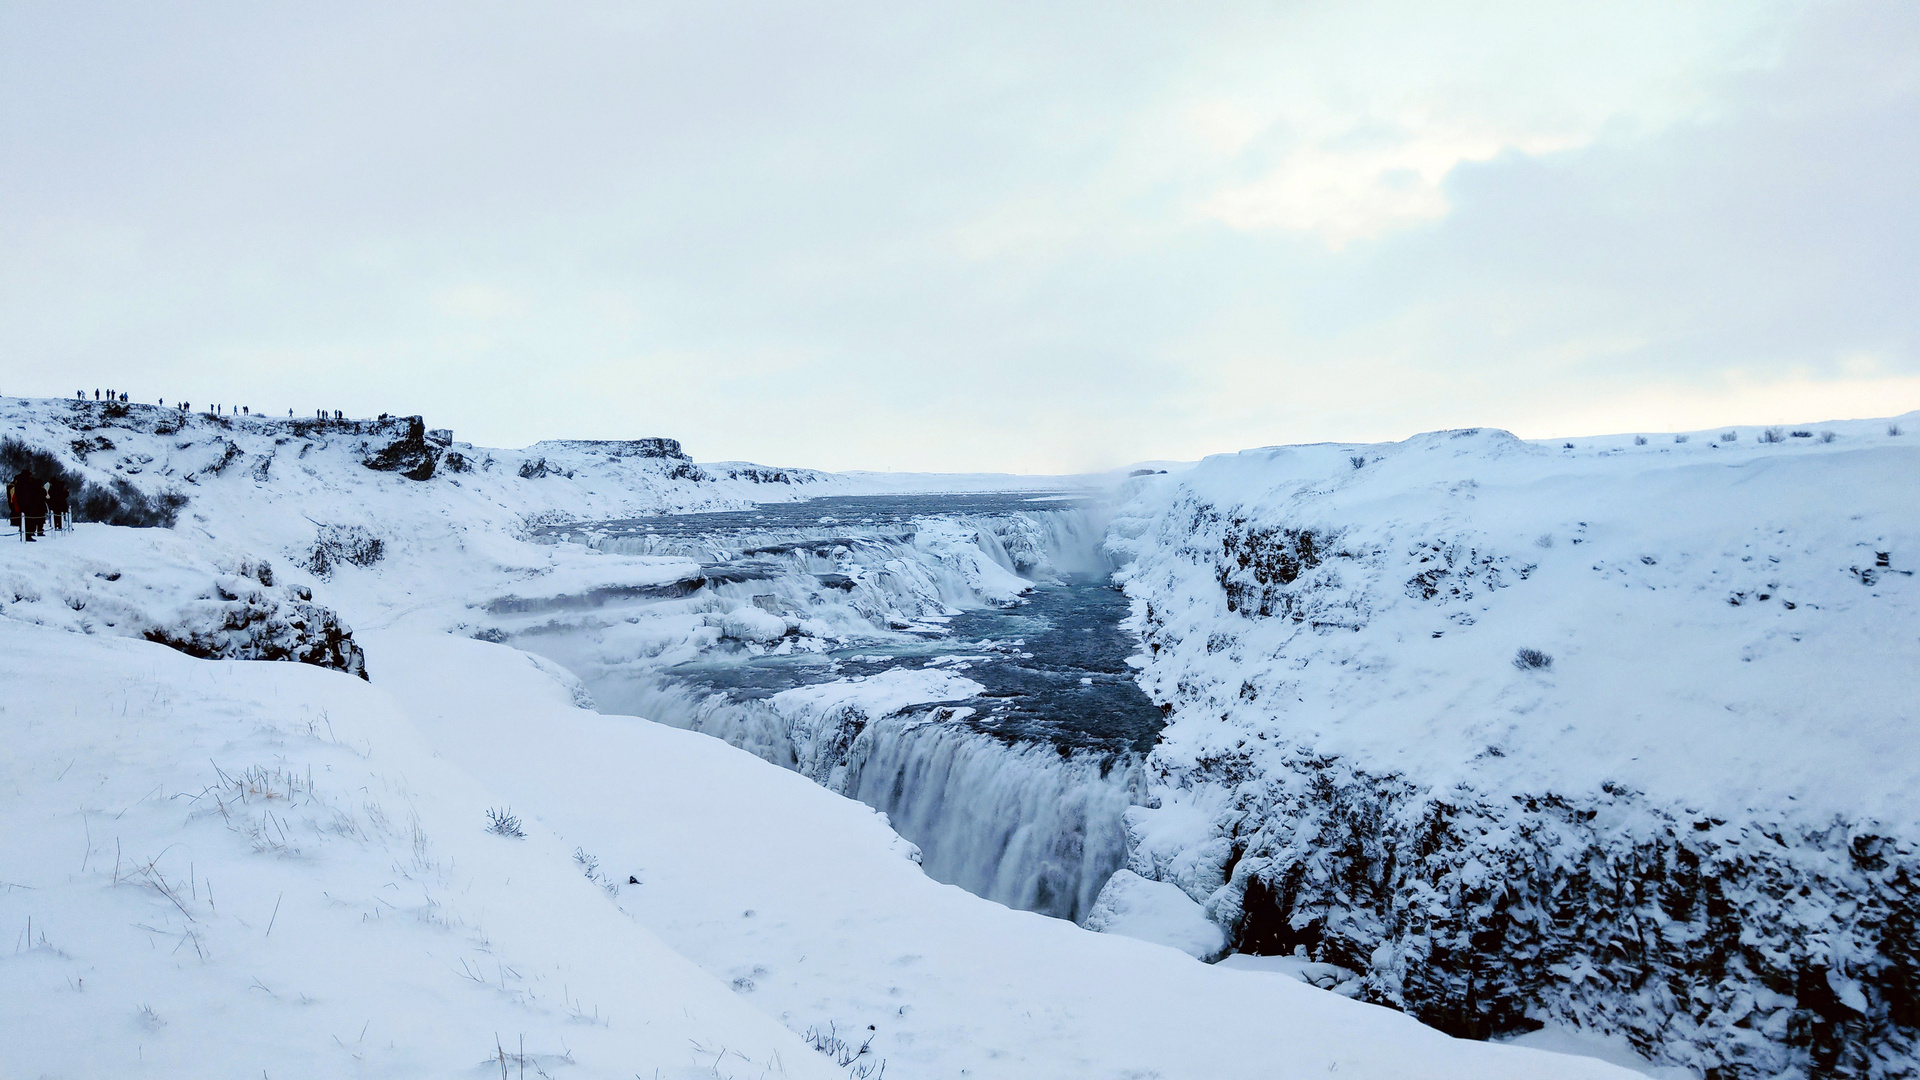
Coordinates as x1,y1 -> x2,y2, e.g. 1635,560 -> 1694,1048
77,388 -> 355,421
8,470 -> 71,541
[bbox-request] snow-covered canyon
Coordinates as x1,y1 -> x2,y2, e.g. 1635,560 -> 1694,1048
3,394 -> 1914,1078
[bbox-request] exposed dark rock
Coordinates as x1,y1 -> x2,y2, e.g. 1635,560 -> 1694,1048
142,581 -> 367,679
304,524 -> 385,579
362,415 -> 439,481
1216,522 -> 1351,621
526,437 -> 688,459
69,435 -> 115,460
203,439 -> 243,475
727,466 -> 799,483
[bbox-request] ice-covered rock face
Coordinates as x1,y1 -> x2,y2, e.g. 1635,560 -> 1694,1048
1110,419 -> 1920,1078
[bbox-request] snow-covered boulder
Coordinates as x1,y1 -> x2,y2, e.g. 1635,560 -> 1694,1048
770,668 -> 985,785
1085,869 -> 1228,960
716,604 -> 792,643
0,525 -> 366,677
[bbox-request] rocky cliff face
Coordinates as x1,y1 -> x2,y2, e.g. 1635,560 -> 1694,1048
526,437 -> 689,459
1134,738 -> 1919,1077
362,415 -> 440,481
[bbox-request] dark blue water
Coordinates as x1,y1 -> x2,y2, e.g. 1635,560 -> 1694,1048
671,572 -> 1164,754
541,493 -> 1164,755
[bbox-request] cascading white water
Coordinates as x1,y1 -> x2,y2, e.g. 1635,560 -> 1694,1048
844,718 -> 1140,922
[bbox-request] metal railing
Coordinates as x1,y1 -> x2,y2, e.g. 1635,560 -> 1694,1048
12,509 -> 71,541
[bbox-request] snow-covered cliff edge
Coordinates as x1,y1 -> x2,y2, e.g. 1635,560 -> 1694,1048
1109,417 -> 1920,1077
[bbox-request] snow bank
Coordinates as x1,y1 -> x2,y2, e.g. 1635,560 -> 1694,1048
0,620 -> 839,1079
0,524 -> 364,676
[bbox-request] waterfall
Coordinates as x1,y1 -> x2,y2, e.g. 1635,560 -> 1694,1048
514,498 -> 1147,924
594,674 -> 1141,923
548,504 -> 1113,581
845,717 -> 1140,922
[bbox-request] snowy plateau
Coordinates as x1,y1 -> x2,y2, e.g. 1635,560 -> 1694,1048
0,395 -> 1914,1080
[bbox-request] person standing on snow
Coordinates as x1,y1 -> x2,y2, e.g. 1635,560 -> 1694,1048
47,476 -> 70,530
14,469 -> 47,540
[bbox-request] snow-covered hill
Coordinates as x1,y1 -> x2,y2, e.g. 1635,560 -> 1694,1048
1,395 -> 1641,1079
1108,415 -> 1920,1078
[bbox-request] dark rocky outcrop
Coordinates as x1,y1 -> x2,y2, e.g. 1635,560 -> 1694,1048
1199,756 -> 1920,1078
526,437 -> 688,459
139,561 -> 368,678
145,596 -> 367,678
362,415 -> 439,481
303,524 -> 386,579
518,457 -> 571,479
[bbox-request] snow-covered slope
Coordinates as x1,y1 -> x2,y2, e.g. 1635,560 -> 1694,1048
0,620 -> 843,1080
0,397 -> 1096,637
367,629 -> 1630,1080
1108,416 -> 1920,1078
0,398 -> 855,632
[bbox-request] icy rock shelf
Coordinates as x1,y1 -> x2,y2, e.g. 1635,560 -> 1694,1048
513,494 -> 1158,923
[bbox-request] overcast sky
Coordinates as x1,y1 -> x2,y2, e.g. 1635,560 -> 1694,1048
3,1 -> 1915,472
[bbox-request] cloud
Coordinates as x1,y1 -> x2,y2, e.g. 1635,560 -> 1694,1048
1198,127 -> 1574,248
0,1 -> 1911,472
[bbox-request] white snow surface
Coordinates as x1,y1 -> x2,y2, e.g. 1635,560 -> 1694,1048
1112,416 -> 1920,828
768,667 -> 986,723
0,621 -> 839,1080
